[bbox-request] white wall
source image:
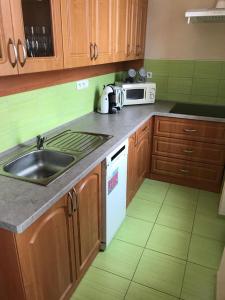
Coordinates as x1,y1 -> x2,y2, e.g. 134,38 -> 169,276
145,0 -> 225,60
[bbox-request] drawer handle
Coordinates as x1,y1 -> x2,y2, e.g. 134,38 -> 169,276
183,128 -> 197,133
183,149 -> 194,154
179,169 -> 190,174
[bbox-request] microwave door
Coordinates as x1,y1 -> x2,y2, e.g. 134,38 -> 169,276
126,89 -> 145,101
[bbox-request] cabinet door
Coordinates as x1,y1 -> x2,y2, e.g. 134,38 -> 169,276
74,164 -> 101,276
127,0 -> 138,60
9,0 -> 63,74
16,195 -> 77,300
0,0 -> 18,76
127,133 -> 137,206
136,131 -> 150,188
92,0 -> 113,64
61,0 -> 92,68
113,0 -> 130,61
135,0 -> 148,58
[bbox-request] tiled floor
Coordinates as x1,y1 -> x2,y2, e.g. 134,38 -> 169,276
71,179 -> 225,300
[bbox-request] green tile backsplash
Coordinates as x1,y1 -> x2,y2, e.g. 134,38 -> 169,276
0,72 -> 121,153
145,59 -> 225,105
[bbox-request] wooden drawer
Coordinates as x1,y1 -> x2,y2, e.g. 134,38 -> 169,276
155,117 -> 225,145
151,155 -> 224,192
153,136 -> 225,165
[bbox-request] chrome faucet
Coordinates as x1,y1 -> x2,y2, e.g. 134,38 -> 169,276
36,135 -> 47,150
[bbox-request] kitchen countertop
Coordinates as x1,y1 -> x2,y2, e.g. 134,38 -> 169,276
1,100 -> 225,233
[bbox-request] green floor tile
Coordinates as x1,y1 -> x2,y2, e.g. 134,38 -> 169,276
156,204 -> 195,232
115,216 -> 153,247
181,262 -> 216,300
135,179 -> 169,204
197,190 -> 220,217
193,213 -> 225,242
146,224 -> 191,259
127,196 -> 161,223
71,266 -> 130,300
133,249 -> 186,298
92,239 -> 142,280
164,184 -> 198,210
188,234 -> 224,269
125,282 -> 178,300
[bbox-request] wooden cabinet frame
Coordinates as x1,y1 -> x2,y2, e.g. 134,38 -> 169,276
0,164 -> 102,300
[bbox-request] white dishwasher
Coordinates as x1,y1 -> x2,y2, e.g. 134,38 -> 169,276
101,139 -> 128,249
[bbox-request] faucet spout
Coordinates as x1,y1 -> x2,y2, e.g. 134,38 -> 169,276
36,135 -> 47,150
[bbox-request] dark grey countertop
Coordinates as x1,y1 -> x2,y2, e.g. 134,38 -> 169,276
0,100 -> 225,233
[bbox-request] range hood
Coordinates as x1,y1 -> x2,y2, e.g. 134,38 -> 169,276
185,0 -> 225,23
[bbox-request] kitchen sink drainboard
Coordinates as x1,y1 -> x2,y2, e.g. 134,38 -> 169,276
46,130 -> 112,154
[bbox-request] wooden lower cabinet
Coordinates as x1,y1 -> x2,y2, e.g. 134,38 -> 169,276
136,128 -> 150,188
127,133 -> 137,206
151,116 -> 225,192
127,119 -> 152,206
0,164 -> 102,300
151,155 -> 224,192
74,164 -> 102,277
16,195 -> 77,300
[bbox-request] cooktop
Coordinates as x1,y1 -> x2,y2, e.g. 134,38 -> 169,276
170,103 -> 225,119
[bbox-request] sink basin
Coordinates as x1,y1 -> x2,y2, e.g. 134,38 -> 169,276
2,150 -> 75,185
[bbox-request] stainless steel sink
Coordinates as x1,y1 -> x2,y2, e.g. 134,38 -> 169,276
1,150 -> 75,185
0,130 -> 112,185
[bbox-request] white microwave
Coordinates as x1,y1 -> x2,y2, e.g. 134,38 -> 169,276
118,82 -> 156,106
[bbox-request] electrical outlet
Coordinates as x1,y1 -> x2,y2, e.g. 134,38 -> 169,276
76,79 -> 89,90
147,72 -> 152,79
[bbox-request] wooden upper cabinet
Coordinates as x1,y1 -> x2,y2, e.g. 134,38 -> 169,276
15,194 -> 77,300
61,0 -> 92,68
9,0 -> 63,74
92,0 -> 113,64
0,0 -> 18,76
74,164 -> 102,276
127,0 -> 138,60
113,0 -> 129,61
128,0 -> 148,60
136,0 -> 148,58
61,0 -> 113,68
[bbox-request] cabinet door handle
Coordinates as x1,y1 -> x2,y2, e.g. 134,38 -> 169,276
183,149 -> 194,154
17,39 -> 27,67
67,191 -> 74,217
7,38 -> 18,68
183,128 -> 197,133
90,43 -> 94,60
94,43 -> 98,60
72,188 -> 78,211
179,169 -> 190,174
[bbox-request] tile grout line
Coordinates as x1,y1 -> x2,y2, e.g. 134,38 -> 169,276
179,188 -> 200,299
123,182 -> 172,300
